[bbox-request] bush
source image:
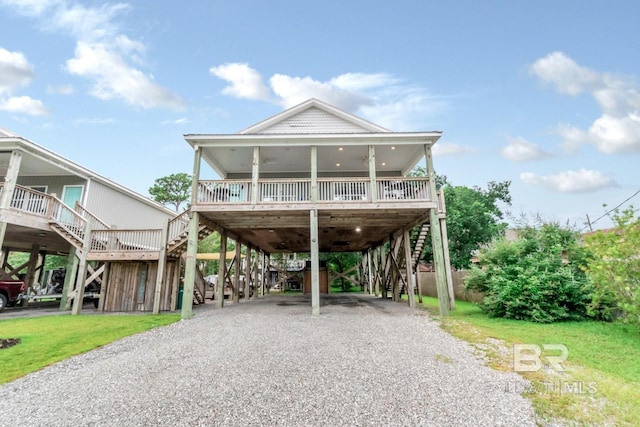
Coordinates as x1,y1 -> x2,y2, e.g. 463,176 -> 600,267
465,223 -> 593,322
583,207 -> 640,324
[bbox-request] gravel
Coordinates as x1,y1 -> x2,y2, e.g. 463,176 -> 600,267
0,294 -> 538,426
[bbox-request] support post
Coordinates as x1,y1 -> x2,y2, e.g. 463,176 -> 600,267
97,262 -> 110,311
251,146 -> 260,204
152,218 -> 169,314
425,144 -> 450,316
438,190 -> 456,309
0,150 -> 22,261
60,248 -> 78,310
244,243 -> 252,300
71,220 -> 93,315
233,240 -> 241,303
252,249 -> 259,299
403,228 -> 416,308
216,229 -> 227,307
181,145 -> 202,319
310,146 -> 318,203
368,145 -> 377,202
310,209 -> 320,315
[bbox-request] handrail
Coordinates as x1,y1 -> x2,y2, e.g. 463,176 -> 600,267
90,229 -> 163,252
197,177 -> 432,204
76,202 -> 110,230
168,210 -> 191,243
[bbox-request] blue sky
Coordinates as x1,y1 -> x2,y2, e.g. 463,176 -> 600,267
1,0 -> 639,230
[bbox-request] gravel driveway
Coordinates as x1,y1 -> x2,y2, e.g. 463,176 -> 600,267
0,294 -> 537,426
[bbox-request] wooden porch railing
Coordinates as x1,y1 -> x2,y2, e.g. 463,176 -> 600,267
196,177 -> 432,204
168,210 -> 191,243
89,229 -> 163,252
76,202 -> 110,230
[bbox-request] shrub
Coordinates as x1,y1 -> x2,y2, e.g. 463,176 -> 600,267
583,207 -> 640,324
465,222 -> 593,322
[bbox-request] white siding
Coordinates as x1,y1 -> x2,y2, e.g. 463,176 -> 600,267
84,181 -> 173,228
257,107 -> 371,134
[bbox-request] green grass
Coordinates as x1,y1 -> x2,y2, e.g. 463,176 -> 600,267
0,314 -> 180,384
416,296 -> 640,426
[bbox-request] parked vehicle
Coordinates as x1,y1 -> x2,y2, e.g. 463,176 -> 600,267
0,280 -> 26,312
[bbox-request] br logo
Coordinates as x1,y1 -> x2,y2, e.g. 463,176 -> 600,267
513,344 -> 569,372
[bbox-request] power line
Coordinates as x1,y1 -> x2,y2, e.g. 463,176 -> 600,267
583,188 -> 640,230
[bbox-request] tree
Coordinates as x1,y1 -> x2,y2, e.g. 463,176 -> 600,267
411,168 -> 512,269
465,222 -> 592,323
583,206 -> 640,324
148,173 -> 192,211
323,252 -> 362,292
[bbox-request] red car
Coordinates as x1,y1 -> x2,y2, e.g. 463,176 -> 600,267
0,280 -> 26,312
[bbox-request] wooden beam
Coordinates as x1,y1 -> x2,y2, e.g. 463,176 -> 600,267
251,146 -> 259,204
425,145 -> 450,316
368,145 -> 377,202
310,209 -> 320,315
0,150 -> 22,262
60,247 -> 78,310
403,227 -> 416,308
438,191 -> 455,310
233,241 -> 241,303
216,229 -> 227,307
153,218 -> 169,314
72,220 -> 93,315
310,146 -> 318,203
97,262 -> 110,311
182,146 -> 202,319
244,243 -> 252,300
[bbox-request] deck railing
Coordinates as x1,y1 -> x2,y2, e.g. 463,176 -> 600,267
4,184 -> 54,216
49,198 -> 88,241
261,179 -> 310,202
76,202 -> 110,230
197,177 -> 431,204
168,210 -> 191,244
90,229 -> 163,252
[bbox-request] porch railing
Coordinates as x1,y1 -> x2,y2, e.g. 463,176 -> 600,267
90,229 -> 163,252
197,177 -> 431,204
168,210 -> 191,243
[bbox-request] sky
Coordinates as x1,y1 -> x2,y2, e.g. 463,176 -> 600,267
1,0 -> 639,231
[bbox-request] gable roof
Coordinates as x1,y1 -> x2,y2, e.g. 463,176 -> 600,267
238,98 -> 390,134
0,129 -> 174,215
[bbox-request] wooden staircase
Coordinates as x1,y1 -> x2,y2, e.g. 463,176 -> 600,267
411,223 -> 429,270
49,221 -> 85,253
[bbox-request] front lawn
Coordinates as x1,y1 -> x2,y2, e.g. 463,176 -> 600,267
0,314 -> 180,384
417,297 -> 640,426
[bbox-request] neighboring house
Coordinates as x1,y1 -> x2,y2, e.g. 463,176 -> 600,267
0,127 -> 181,313
181,98 -> 454,316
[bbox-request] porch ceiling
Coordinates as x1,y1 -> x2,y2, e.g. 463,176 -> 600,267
184,132 -> 441,178
196,205 -> 431,253
0,219 -> 72,255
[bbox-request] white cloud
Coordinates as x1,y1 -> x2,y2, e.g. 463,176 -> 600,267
520,169 -> 617,193
531,51 -> 640,154
3,0 -> 183,110
209,63 -> 271,101
0,47 -> 35,94
162,117 -> 189,125
0,95 -> 49,115
433,142 -> 476,157
46,84 -> 74,95
501,136 -> 552,162
209,62 -> 446,130
66,41 -> 183,110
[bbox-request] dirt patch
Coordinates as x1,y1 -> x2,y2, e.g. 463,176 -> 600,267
0,338 -> 21,349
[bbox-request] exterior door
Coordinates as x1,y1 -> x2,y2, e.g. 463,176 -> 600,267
62,185 -> 84,209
